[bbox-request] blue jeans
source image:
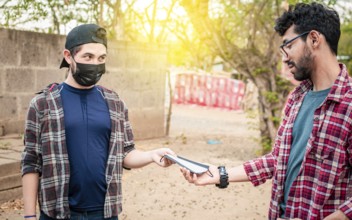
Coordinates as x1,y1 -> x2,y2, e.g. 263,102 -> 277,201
40,210 -> 118,220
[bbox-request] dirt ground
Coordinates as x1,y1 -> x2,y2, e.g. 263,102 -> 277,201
0,104 -> 272,220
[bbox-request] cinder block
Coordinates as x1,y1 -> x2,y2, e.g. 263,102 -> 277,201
19,95 -> 35,118
0,28 -> 168,141
140,91 -> 157,108
5,68 -> 35,93
143,51 -> 161,68
0,161 -> 20,177
0,33 -> 19,66
139,72 -> 153,91
0,187 -> 22,204
36,69 -> 66,91
0,173 -> 22,191
17,30 -> 58,67
155,70 -> 167,86
45,35 -> 65,67
127,70 -> 142,91
126,50 -> 143,69
106,48 -> 126,68
0,96 -> 17,118
0,125 -> 4,136
156,55 -> 167,69
99,69 -> 127,92
120,90 -> 141,109
1,119 -> 25,135
20,42 -> 47,67
0,151 -> 22,161
0,70 -> 4,95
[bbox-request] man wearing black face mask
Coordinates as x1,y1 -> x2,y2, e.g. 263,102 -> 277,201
21,24 -> 176,220
59,24 -> 107,87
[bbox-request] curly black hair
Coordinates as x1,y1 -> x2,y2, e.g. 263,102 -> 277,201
274,2 -> 340,55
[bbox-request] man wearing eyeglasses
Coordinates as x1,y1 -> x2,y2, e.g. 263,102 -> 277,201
181,2 -> 351,220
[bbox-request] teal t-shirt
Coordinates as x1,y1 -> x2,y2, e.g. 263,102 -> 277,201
280,87 -> 330,216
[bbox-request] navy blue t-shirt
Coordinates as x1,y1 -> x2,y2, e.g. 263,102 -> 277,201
60,83 -> 111,212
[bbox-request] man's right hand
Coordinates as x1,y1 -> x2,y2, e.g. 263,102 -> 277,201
180,165 -> 219,186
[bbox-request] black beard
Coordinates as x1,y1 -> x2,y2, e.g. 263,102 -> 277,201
292,46 -> 313,81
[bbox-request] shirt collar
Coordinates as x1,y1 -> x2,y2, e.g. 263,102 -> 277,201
291,63 -> 350,103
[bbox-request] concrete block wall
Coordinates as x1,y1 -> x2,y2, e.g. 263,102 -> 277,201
0,28 -> 167,139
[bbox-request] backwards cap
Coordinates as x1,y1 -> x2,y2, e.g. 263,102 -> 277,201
60,24 -> 107,68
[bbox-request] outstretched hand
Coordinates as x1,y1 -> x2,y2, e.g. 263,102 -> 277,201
151,148 -> 176,167
180,165 -> 219,186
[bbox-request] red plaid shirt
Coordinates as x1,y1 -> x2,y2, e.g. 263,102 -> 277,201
244,64 -> 352,219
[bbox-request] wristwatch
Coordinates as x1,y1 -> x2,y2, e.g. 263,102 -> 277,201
216,166 -> 229,189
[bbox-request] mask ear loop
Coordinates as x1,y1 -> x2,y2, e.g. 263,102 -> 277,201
68,50 -> 77,74
206,170 -> 213,177
160,155 -> 165,163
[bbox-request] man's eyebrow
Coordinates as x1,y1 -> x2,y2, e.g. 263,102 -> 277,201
81,52 -> 107,57
81,52 -> 94,56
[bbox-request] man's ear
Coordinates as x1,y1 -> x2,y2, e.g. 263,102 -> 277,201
309,30 -> 321,48
63,49 -> 73,65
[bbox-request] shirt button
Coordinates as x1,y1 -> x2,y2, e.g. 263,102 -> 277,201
314,117 -> 319,121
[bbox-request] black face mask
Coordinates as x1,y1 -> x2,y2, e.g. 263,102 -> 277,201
72,61 -> 106,86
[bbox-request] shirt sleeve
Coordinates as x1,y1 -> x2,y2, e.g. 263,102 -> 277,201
339,199 -> 352,219
243,152 -> 276,186
243,129 -> 282,186
21,96 -> 43,176
123,107 -> 135,158
242,97 -> 290,186
339,134 -> 352,218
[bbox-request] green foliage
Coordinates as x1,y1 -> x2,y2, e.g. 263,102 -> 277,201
271,116 -> 281,127
0,0 -> 103,34
287,0 -> 337,5
264,91 -> 279,104
256,136 -> 272,155
339,22 -> 352,74
1,0 -> 48,26
253,68 -> 270,77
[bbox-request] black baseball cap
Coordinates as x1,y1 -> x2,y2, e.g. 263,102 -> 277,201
60,24 -> 108,68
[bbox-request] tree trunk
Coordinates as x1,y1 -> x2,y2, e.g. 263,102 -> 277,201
180,0 -> 291,154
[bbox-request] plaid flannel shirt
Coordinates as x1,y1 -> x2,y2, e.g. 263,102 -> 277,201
21,84 -> 135,219
244,64 -> 352,220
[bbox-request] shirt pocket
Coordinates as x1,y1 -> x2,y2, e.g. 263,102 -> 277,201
311,146 -> 332,161
308,142 -> 346,184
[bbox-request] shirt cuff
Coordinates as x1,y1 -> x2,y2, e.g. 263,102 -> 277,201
339,200 -> 352,219
123,144 -> 136,170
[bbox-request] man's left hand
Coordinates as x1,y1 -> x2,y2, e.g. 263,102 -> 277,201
151,148 -> 176,167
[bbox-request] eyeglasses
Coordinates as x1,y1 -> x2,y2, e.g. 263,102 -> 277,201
280,31 -> 310,58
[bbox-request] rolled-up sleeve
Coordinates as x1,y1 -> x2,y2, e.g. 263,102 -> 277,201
243,153 -> 276,186
21,97 -> 43,176
123,107 -> 135,157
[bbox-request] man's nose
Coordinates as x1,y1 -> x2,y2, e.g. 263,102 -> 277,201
92,59 -> 101,65
281,54 -> 290,63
